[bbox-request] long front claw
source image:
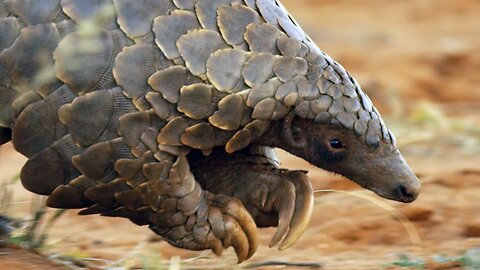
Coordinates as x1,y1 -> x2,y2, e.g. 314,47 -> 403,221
215,195 -> 259,261
279,171 -> 314,250
223,215 -> 250,263
257,170 -> 313,250
268,182 -> 296,248
246,169 -> 314,250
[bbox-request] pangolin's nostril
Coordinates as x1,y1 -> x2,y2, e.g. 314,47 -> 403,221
394,185 -> 416,203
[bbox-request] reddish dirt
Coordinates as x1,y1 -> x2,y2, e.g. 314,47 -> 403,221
0,246 -> 69,270
0,0 -> 479,269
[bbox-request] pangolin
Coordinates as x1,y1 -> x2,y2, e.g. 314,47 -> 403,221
0,0 -> 421,262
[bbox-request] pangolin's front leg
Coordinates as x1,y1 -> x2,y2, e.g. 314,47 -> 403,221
189,147 -> 314,250
142,155 -> 258,263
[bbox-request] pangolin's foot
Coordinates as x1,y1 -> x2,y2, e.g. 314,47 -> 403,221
189,145 -> 314,251
246,169 -> 314,250
144,150 -> 313,262
200,166 -> 314,250
144,156 -> 257,263
150,192 -> 258,263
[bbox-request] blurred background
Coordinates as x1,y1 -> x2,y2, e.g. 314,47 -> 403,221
0,0 -> 479,269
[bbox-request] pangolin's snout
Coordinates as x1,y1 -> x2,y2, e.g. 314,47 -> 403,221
389,155 -> 421,203
350,146 -> 422,203
368,173 -> 421,203
393,182 -> 420,203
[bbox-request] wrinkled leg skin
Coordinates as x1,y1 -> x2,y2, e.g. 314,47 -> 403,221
142,149 -> 314,263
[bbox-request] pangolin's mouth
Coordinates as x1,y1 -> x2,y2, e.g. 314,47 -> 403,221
186,145 -> 314,250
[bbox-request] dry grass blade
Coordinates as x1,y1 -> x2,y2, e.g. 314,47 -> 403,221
0,183 -> 13,215
313,189 -> 423,253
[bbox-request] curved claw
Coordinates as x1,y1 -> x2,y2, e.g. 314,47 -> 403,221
223,215 -> 250,263
208,206 -> 226,239
217,195 -> 259,260
261,170 -> 313,250
208,231 -> 224,256
268,183 -> 296,247
279,171 -> 314,250
149,192 -> 258,263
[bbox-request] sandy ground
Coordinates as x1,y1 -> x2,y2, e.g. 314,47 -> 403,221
0,0 -> 479,269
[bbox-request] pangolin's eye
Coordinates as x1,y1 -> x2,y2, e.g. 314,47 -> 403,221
329,139 -> 343,149
292,127 -> 301,138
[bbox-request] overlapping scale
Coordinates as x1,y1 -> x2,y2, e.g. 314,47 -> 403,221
0,85 -> 16,126
277,36 -> 301,57
118,110 -> 166,156
158,116 -> 198,146
177,83 -> 214,120
114,44 -> 171,100
225,119 -> 269,153
153,10 -> 200,60
173,0 -> 197,10
61,0 -> 117,30
0,17 -> 21,51
58,87 -> 135,147
247,79 -> 279,107
244,23 -> 279,53
255,0 -> 289,26
1,22 -> 73,96
21,135 -> 81,195
209,94 -> 244,130
181,123 -> 216,150
242,53 -> 275,87
217,3 -> 260,46
113,0 -> 175,40
148,65 -> 202,104
195,0 -> 241,31
206,49 -> 247,92
6,0 -> 67,25
12,85 -> 75,157
54,29 -> 133,94
277,17 -> 305,42
145,92 -> 179,121
177,29 -> 227,76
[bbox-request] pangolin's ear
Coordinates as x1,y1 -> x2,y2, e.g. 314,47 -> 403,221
281,113 -> 307,148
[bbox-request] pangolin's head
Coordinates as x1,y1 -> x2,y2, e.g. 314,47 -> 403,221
256,50 -> 420,203
274,116 -> 420,203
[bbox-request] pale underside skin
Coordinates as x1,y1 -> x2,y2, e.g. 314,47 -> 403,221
0,0 -> 420,263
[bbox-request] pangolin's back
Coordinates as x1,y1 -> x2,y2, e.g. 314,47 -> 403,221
0,0 -> 323,223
